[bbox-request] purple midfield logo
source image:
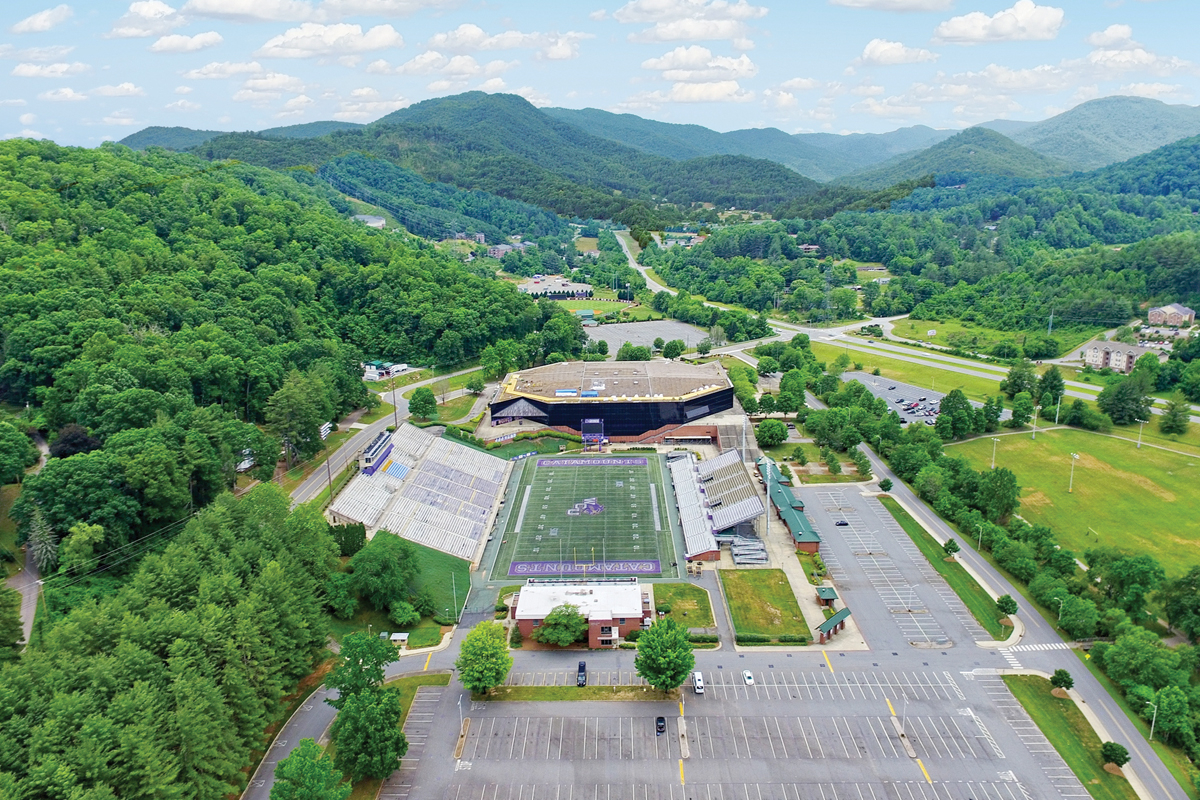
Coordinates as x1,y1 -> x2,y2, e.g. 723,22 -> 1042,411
566,497 -> 605,516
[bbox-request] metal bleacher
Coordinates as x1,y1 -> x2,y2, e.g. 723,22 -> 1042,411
668,449 -> 767,561
329,424 -> 510,561
668,455 -> 718,559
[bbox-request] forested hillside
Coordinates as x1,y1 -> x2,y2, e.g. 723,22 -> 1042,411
840,127 -> 1074,188
119,120 -> 365,151
194,92 -> 819,229
0,138 -> 584,601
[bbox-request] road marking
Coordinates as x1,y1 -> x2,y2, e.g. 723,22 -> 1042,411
423,652 -> 431,671
679,701 -> 684,716
679,759 -> 685,785
916,758 -> 932,784
823,651 -> 835,674
887,698 -> 896,716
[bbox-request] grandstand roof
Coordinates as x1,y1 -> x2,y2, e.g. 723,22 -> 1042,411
496,359 -> 729,404
668,455 -> 718,559
698,449 -> 764,531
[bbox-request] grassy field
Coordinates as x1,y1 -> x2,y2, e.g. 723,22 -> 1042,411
278,430 -> 355,493
1004,675 -> 1140,800
459,435 -> 577,461
552,299 -> 630,313
879,497 -> 1006,639
492,455 -> 675,579
891,317 -> 1101,355
810,341 -> 1003,403
364,369 -> 433,392
358,401 -> 395,425
0,484 -> 20,577
575,236 -> 599,252
402,369 -> 485,400
409,539 -> 472,618
653,583 -> 715,628
796,552 -> 823,586
434,393 -> 477,422
947,429 -> 1200,575
719,569 -> 811,639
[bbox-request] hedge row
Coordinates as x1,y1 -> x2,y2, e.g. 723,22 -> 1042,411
735,634 -> 809,645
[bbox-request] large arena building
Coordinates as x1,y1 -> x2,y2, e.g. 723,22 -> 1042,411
488,359 -> 734,439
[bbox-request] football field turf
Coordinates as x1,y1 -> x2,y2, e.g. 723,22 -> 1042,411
494,456 -> 676,578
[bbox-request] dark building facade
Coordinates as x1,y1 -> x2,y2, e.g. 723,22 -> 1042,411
490,387 -> 734,438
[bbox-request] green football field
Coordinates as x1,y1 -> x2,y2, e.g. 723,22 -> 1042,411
495,456 -> 676,578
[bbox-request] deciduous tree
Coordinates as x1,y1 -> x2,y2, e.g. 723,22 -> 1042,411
996,594 -> 1018,617
408,387 -> 437,420
349,533 -> 419,612
326,631 -> 398,710
531,603 -> 588,646
456,621 -> 514,695
754,419 -> 788,447
271,738 -> 350,800
330,688 -> 407,782
1050,669 -> 1073,691
1100,742 -> 1129,768
0,586 -> 22,660
634,618 -> 695,692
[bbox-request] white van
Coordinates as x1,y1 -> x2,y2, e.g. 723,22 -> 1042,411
693,671 -> 704,694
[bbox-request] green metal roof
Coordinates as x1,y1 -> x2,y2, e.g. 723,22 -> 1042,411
758,458 -> 820,545
816,587 -> 838,600
818,607 -> 851,634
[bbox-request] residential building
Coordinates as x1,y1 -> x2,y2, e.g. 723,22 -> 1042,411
510,578 -> 651,648
1148,303 -> 1196,326
1081,343 -> 1160,374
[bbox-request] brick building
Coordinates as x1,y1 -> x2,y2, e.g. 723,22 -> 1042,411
511,578 -> 651,648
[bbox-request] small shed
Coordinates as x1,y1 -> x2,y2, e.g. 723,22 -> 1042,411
816,586 -> 838,608
817,607 -> 851,644
390,632 -> 410,649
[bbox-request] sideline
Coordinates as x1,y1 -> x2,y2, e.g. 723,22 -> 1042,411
994,669 -> 1155,800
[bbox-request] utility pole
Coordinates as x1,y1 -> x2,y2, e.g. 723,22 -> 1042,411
1032,406 -> 1041,440
390,376 -> 399,430
325,457 -> 334,502
1147,701 -> 1158,742
991,437 -> 1000,470
1068,452 -> 1079,493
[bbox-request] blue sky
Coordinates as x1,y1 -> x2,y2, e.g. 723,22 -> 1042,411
3,0 -> 1196,145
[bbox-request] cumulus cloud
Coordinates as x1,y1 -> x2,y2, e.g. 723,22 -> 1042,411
369,50 -> 515,86
11,5 -> 73,34
851,84 -> 885,96
333,87 -> 408,120
107,1 -> 185,38
614,0 -> 767,49
1086,24 -> 1138,50
780,77 -> 821,91
276,93 -> 313,116
852,96 -> 922,117
256,23 -> 403,58
39,87 -> 88,101
12,62 -> 90,78
166,98 -> 200,110
426,23 -> 591,60
1117,82 -> 1185,99
514,85 -> 551,107
641,45 -> 757,81
182,60 -> 263,79
624,80 -> 754,108
19,113 -> 36,125
762,88 -> 796,108
858,39 -> 937,65
181,0 -> 315,22
475,77 -> 506,91
320,0 -> 457,15
243,71 -> 305,92
102,109 -> 139,124
149,31 -> 224,52
0,44 -> 75,61
933,1 -> 1064,45
830,0 -> 952,9
93,82 -> 145,96
175,85 -> 192,93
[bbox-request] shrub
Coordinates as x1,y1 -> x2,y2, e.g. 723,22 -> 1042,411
1050,669 -> 1074,691
1100,742 -> 1130,768
625,630 -> 642,642
494,603 -> 508,613
619,642 -> 638,650
656,603 -> 672,614
777,634 -> 808,643
509,625 -> 523,648
432,615 -> 457,626
687,634 -> 718,643
735,634 -> 770,644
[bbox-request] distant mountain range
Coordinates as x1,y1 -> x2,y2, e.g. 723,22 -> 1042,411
118,120 -> 364,151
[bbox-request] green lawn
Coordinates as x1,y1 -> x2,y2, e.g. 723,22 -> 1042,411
358,402 -> 396,425
552,299 -> 630,313
364,369 -> 433,392
653,583 -> 715,628
483,685 -> 672,701
879,497 -> 1006,639
408,539 -> 472,619
891,317 -> 1101,355
796,552 -> 823,586
434,393 -> 477,422
0,484 -> 20,577
1003,675 -> 1139,800
947,429 -> 1200,575
719,569 -> 810,639
575,237 -> 599,252
810,341 -> 1003,403
402,369 -> 485,400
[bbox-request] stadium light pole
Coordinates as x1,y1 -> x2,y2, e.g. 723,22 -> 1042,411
1032,405 -> 1041,440
1068,452 -> 1080,493
976,523 -> 984,552
1055,392 -> 1064,424
990,438 -> 1000,470
390,376 -> 399,430
1136,419 -> 1147,449
1147,700 -> 1158,742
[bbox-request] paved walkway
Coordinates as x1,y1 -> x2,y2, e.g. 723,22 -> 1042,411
5,432 -> 49,648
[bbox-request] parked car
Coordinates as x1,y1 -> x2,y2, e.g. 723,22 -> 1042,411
656,717 -> 666,736
577,661 -> 587,687
887,386 -> 896,390
742,670 -> 755,686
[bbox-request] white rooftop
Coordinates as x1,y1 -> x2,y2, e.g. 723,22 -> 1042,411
515,580 -> 644,621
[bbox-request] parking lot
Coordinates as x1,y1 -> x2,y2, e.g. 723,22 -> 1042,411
841,373 -> 1011,426
443,780 -> 1039,800
688,669 -> 965,702
584,320 -> 706,352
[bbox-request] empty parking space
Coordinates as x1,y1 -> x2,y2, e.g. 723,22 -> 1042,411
694,670 -> 965,702
463,716 -> 677,761
442,781 -> 1034,800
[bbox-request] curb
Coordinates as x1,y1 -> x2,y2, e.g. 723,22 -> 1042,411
993,669 -> 1155,800
975,614 -> 1026,649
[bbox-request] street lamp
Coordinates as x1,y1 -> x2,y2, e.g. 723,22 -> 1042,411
1055,392 -> 1064,424
1032,405 -> 1042,440
1068,452 -> 1080,493
976,523 -> 984,552
990,438 -> 1001,470
1136,419 -> 1147,449
1052,597 -> 1064,622
1147,700 -> 1158,742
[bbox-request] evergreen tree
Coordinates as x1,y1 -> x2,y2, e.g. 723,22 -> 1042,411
1159,391 -> 1191,435
25,506 -> 57,574
0,586 -> 22,660
1000,360 -> 1038,399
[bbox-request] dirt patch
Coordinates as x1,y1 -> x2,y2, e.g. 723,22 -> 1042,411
1051,687 -> 1070,699
1073,452 -> 1176,502
1000,617 -> 1014,627
1103,764 -> 1125,778
1022,491 -> 1053,509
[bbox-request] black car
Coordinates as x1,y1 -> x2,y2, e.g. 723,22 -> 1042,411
577,661 -> 587,687
834,520 -> 849,527
656,717 -> 666,736
887,386 -> 896,390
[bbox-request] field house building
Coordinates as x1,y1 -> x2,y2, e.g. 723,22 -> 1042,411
488,360 -> 734,440
509,578 -> 652,648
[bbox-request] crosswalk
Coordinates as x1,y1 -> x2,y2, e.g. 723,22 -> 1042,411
1001,651 -> 1024,669
1009,643 -> 1072,652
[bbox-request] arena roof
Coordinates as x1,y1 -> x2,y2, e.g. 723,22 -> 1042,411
497,360 -> 729,404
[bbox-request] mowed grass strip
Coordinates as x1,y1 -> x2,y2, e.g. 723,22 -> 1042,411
878,497 -> 1006,640
946,429 -> 1200,575
482,685 -> 672,702
809,341 -> 1003,403
719,569 -> 810,639
653,583 -> 715,628
1003,675 -> 1139,800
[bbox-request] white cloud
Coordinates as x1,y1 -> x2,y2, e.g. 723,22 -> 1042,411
39,87 -> 87,101
762,88 -> 796,108
319,0 -> 456,15
333,87 -> 408,120
149,31 -> 224,53
625,79 -> 753,107
589,9 -> 607,20
851,84 -> 885,96
933,1 -> 1064,45
11,5 -> 73,34
182,60 -> 263,79
476,77 -> 506,91
18,113 -> 36,125
780,77 -> 821,90
858,39 -> 937,65
12,62 -> 90,78
102,109 -> 138,124
1086,24 -> 1138,50
641,46 -> 757,81
1117,82 -> 1185,99
93,82 -> 145,96
181,0 -> 315,22
1084,46 -> 1192,78
256,23 -> 403,58
829,0 -> 952,9
615,0 -> 767,49
852,95 -> 922,117
514,85 -> 552,107
2,129 -> 44,139
276,93 -> 313,116
107,1 -> 185,38
374,51 -> 514,84
0,44 -> 75,61
175,85 -> 192,93
243,71 -> 305,92
426,23 -> 592,60
166,98 -> 200,110
0,100 -> 28,107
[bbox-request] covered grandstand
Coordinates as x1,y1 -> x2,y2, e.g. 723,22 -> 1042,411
667,449 -> 765,561
757,457 -> 821,553
329,424 -> 510,561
